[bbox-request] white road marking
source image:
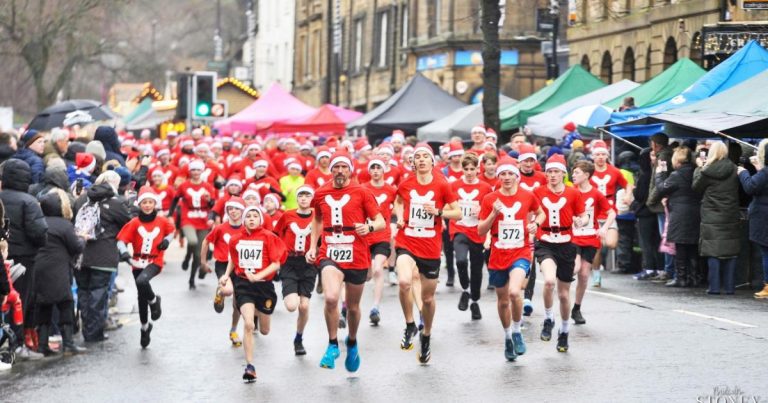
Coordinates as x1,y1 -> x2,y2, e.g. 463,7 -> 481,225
673,309 -> 757,328
586,289 -> 644,304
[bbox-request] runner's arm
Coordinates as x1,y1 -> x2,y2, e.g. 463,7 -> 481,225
477,208 -> 497,237
439,201 -> 461,220
393,195 -> 405,228
251,262 -> 280,282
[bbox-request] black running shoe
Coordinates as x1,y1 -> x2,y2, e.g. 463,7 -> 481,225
140,323 -> 153,349
541,319 -> 554,341
149,295 -> 162,321
181,257 -> 190,271
197,266 -> 208,280
418,334 -> 431,364
189,282 -> 196,290
571,306 -> 586,325
470,302 -> 482,320
400,324 -> 418,350
243,364 -> 256,382
294,339 -> 307,356
458,291 -> 470,311
557,332 -> 569,352
445,276 -> 454,287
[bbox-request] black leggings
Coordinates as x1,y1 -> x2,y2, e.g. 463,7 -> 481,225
37,300 -> 74,327
453,233 -> 484,301
132,264 -> 161,324
442,221 -> 455,279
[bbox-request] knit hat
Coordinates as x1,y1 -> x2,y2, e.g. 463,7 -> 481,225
545,154 -> 567,172
495,156 -> 520,177
85,140 -> 107,160
137,187 -> 160,206
114,166 -> 132,187
21,130 -> 44,148
590,139 -> 609,155
76,152 -> 96,174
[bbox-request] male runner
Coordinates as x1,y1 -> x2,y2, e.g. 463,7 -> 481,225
518,143 -> 547,315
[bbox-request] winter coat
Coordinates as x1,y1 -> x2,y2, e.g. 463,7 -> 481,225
0,255 -> 8,297
632,148 -> 654,217
30,166 -> 76,207
0,144 -> 15,166
12,147 -> 44,184
647,145 -> 674,214
34,194 -> 84,304
74,183 -> 131,270
738,167 -> 768,247
0,159 -> 48,257
94,126 -> 126,167
692,159 -> 742,257
650,163 -> 701,244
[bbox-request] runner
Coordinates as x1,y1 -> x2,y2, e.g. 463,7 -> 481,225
273,186 -> 317,355
305,152 -> 385,372
479,153 -> 499,188
518,143 -> 547,315
478,157 -> 545,361
201,197 -> 246,347
116,188 -> 175,349
450,153 -> 492,320
467,126 -> 487,156
533,154 -> 587,353
362,159 -> 397,326
304,146 -> 333,188
394,143 -> 460,364
570,160 -> 616,325
218,205 -> 287,382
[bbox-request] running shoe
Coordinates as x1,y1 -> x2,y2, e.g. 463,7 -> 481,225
523,298 -> 533,316
504,337 -> 517,361
557,332 -> 569,352
591,270 -> 602,288
198,266 -> 208,280
487,284 -> 495,290
388,269 -> 398,286
230,331 -> 242,347
140,323 -> 153,349
344,338 -> 361,372
213,289 -> 225,313
417,334 -> 431,364
571,306 -> 586,325
445,275 -> 454,287
369,307 -> 381,326
512,332 -> 526,356
541,319 -> 554,341
400,324 -> 418,350
242,364 -> 256,382
181,256 -> 190,271
149,295 -> 162,321
319,343 -> 340,369
339,307 -> 347,329
651,272 -> 670,282
458,291 -> 470,311
470,302 -> 482,320
633,270 -> 656,281
418,313 -> 424,331
294,339 -> 306,356
0,361 -> 11,371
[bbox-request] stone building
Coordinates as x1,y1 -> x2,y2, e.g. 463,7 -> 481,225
567,0 -> 768,84
292,0 -> 553,112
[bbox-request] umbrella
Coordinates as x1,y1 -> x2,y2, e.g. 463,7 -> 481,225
560,104 -> 613,129
28,99 -> 117,130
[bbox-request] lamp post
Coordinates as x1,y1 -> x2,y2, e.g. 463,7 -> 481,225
549,0 -> 560,79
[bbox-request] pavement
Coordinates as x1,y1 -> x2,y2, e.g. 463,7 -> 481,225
1,244 -> 767,402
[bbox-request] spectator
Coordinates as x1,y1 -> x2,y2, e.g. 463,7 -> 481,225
647,133 -> 675,282
0,131 -> 18,165
615,150 -> 639,273
13,130 -> 46,184
93,126 -> 126,166
651,146 -> 701,288
30,165 -> 76,206
737,138 -> 768,299
692,141 -> 741,295
34,190 -> 86,355
618,96 -> 636,112
45,128 -> 71,166
633,148 -> 663,280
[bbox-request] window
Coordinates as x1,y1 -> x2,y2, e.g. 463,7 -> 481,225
401,4 -> 409,48
581,55 -> 591,73
375,11 -> 390,68
472,1 -> 481,34
623,47 -> 635,81
351,18 -> 364,73
600,51 -> 613,84
663,36 -> 677,69
298,34 -> 307,82
313,29 -> 322,78
428,0 -> 441,38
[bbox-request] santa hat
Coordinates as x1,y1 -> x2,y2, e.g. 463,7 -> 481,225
221,136 -> 234,143
242,189 -> 262,204
368,159 -> 385,171
401,145 -> 414,155
150,167 -> 165,178
156,148 -> 170,157
316,146 -> 332,160
377,143 -> 395,156
341,139 -> 354,154
518,143 -> 537,162
483,141 -> 497,150
225,196 -> 246,211
300,142 -> 313,151
486,128 -> 498,140
286,161 -> 303,172
181,139 -> 194,148
391,129 -> 405,143
355,138 -> 371,153
389,159 -> 398,167
447,141 -> 464,158
495,156 -> 520,177
246,142 -> 261,152
590,139 -> 609,155
167,131 -> 179,137
233,141 -> 243,149
263,193 -> 281,208
242,205 -> 264,226
471,125 -> 486,135
189,160 -> 205,171
136,187 -> 161,206
413,142 -> 434,159
545,154 -> 567,173
226,176 -> 243,188
330,151 -> 353,169
75,152 -> 96,174
210,141 -> 223,150
564,122 -> 577,132
296,185 -> 315,198
253,159 -> 269,168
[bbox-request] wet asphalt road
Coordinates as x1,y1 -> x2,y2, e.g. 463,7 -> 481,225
1,245 -> 767,402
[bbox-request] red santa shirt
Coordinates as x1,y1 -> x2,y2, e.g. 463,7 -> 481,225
519,170 -> 547,192
311,183 -> 380,270
304,168 -> 333,189
116,216 -> 175,271
245,175 -> 282,199
356,164 -> 401,187
150,185 -> 175,213
533,185 -> 585,244
590,163 -> 627,218
206,222 -> 244,262
479,189 -> 540,270
479,172 -> 498,190
572,186 -> 613,248
395,174 -> 458,260
228,227 -> 287,280
442,165 -> 464,184
178,160 -> 222,187
450,178 -> 492,244
176,181 -> 217,229
362,181 -> 397,245
149,164 -> 179,187
273,209 -> 314,254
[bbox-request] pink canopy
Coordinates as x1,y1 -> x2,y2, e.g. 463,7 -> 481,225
214,83 -> 316,134
270,104 -> 364,134
324,104 -> 363,123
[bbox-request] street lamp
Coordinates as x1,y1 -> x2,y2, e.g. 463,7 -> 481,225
549,0 -> 560,79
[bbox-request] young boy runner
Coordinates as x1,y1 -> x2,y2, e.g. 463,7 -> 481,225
219,205 -> 287,382
533,154 -> 587,353
570,161 -> 616,325
273,185 -> 317,355
478,157 -> 545,361
116,188 -> 175,349
518,143 -> 548,315
201,197 -> 246,347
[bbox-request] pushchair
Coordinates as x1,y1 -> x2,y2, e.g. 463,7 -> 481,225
1,261 -> 26,365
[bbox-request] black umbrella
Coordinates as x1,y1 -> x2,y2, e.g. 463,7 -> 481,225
28,99 -> 117,130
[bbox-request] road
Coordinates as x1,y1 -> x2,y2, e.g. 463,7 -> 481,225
2,245 -> 767,402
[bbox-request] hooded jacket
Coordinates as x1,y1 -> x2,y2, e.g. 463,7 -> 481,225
0,159 -> 48,256
0,144 -> 15,166
94,126 -> 126,166
74,182 -> 132,269
30,166 -> 76,207
692,159 -> 742,257
650,163 -> 702,244
739,167 -> 768,247
12,147 -> 44,184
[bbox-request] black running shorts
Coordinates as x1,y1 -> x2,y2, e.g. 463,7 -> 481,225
534,240 -> 577,283
232,274 -> 277,314
318,259 -> 368,285
574,245 -> 598,265
280,257 -> 317,298
369,241 -> 392,259
395,248 -> 441,280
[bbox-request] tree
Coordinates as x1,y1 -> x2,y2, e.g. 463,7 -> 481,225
480,0 -> 501,134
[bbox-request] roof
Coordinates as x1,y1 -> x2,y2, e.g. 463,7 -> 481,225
602,58 -> 706,109
417,95 -> 517,143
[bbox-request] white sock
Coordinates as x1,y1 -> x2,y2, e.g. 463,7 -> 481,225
545,308 -> 554,321
149,297 -> 157,305
561,321 -> 570,334
504,327 -> 512,338
512,321 -> 522,333
141,322 -> 149,331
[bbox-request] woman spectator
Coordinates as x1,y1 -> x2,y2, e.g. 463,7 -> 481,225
737,138 -> 768,299
632,148 -> 662,280
649,146 -> 701,288
692,142 -> 741,295
12,130 -> 46,184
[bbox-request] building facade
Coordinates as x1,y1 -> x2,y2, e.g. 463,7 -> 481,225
243,0 -> 296,92
293,0 -> 553,112
567,0 -> 768,84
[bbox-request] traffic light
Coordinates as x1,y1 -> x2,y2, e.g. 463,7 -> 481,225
193,72 -> 217,118
175,73 -> 190,120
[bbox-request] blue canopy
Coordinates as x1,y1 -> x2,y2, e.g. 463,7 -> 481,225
607,40 -> 768,137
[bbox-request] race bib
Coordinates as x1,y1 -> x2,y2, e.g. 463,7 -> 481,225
327,244 -> 353,263
497,221 -> 524,249
236,240 -> 264,272
409,202 -> 435,228
458,200 -> 479,227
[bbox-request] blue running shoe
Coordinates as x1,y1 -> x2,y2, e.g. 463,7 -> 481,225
319,343 -> 340,369
512,332 -> 526,355
523,298 -> 533,316
344,338 -> 361,372
504,337 -> 517,361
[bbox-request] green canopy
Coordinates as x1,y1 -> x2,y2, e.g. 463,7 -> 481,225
500,65 -> 605,131
122,97 -> 153,124
603,58 -> 706,109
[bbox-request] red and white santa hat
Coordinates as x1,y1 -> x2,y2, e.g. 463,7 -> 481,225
316,146 -> 332,160
486,128 -> 498,141
368,158 -> 385,171
300,142 -> 313,151
156,148 -> 170,158
284,157 -> 302,172
483,141 -> 497,150
263,193 -> 281,208
242,205 -> 264,225
226,175 -> 243,188
167,131 -> 179,138
391,129 -> 406,143
253,159 -> 269,168
246,142 -> 261,152
518,143 -> 537,162
329,151 -> 353,169
242,189 -> 262,204
137,187 -> 161,206
355,138 -> 371,153
76,152 -> 96,174
221,136 -> 234,143
413,142 -> 435,159
447,141 -> 464,158
341,139 -> 355,154
189,159 -> 205,171
496,156 -> 520,177
377,142 -> 395,156
545,154 -> 567,173
181,139 -> 195,148
296,185 -> 315,198
471,125 -> 486,135
150,167 -> 165,178
194,143 -> 210,153
590,139 -> 609,155
225,196 -> 246,211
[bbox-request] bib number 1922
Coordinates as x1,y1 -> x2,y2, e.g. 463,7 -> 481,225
328,244 -> 353,263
